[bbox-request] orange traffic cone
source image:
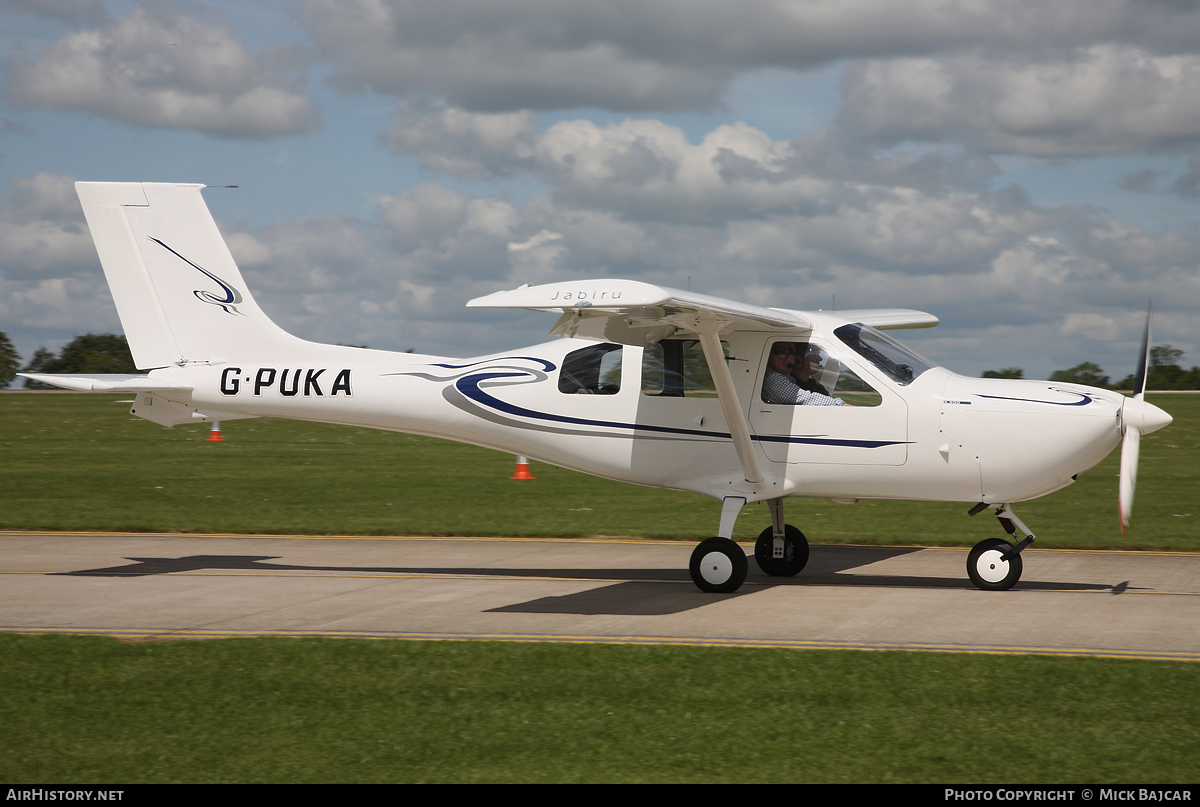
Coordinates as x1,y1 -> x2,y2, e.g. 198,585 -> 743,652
206,421 -> 226,442
510,455 -> 536,480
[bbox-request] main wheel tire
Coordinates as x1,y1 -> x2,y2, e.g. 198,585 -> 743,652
967,538 -> 1023,591
689,537 -> 748,593
754,525 -> 809,577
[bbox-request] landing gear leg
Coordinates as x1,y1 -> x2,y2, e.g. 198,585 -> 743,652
753,497 -> 809,577
689,496 -> 748,593
966,503 -> 1034,591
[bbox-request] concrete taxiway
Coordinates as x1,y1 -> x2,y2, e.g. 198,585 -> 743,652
2,531 -> 1197,660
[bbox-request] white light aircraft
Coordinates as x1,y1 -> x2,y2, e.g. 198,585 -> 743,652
23,182 -> 1174,593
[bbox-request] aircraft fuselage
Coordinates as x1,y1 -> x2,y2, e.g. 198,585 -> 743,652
129,326 -> 1126,508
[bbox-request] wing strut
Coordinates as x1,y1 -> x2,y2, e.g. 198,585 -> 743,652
696,325 -> 763,484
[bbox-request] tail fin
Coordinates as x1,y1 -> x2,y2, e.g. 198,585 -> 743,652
76,182 -> 298,370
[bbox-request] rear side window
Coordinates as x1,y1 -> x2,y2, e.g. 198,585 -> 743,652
641,339 -> 726,397
559,343 -> 622,394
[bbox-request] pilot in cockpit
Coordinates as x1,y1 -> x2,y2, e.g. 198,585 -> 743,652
762,342 -> 845,406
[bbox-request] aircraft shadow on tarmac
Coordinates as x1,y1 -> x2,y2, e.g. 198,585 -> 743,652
56,546 -> 1129,616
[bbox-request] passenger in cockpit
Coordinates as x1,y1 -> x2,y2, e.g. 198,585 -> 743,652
791,343 -> 833,396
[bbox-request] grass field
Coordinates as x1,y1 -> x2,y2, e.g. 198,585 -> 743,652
1,391 -> 1196,549
3,635 -> 1198,784
2,391 -> 1197,783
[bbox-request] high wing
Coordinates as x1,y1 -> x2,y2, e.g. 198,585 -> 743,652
828,309 -> 939,330
18,373 -> 193,392
467,279 -> 812,348
466,280 -> 937,342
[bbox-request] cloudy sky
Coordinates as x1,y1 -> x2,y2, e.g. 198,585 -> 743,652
2,0 -> 1199,382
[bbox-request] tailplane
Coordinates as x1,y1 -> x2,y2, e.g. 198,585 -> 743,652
76,182 -> 299,370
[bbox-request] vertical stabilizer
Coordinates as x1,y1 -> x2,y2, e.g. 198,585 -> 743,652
76,182 -> 297,369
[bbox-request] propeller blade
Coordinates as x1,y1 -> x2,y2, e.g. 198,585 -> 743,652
1118,425 -> 1140,536
1133,301 -> 1152,398
1118,302 -> 1172,535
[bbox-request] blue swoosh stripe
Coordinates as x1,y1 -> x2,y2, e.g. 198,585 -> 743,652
753,434 -> 905,448
457,372 -> 904,449
976,392 -> 1093,406
458,372 -> 718,437
432,357 -> 556,372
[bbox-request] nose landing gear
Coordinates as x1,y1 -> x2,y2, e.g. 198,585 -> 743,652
966,504 -> 1035,591
967,537 -> 1023,590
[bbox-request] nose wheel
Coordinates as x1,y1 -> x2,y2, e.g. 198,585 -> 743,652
967,538 -> 1023,591
965,503 -> 1035,591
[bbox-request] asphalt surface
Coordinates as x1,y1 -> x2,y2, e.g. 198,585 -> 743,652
3,531 -> 1198,660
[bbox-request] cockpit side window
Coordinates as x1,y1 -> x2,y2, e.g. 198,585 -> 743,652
833,324 -> 936,386
761,340 -> 882,407
559,343 -> 622,395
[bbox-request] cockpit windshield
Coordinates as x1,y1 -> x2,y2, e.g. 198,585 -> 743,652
834,323 -> 938,386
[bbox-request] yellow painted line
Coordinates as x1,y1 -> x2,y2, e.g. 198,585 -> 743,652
1019,587 -> 1200,596
0,530 -> 691,546
161,570 -> 645,583
918,545 -> 1200,557
3,530 -> 1197,555
4,626 -> 1197,662
0,568 -> 666,583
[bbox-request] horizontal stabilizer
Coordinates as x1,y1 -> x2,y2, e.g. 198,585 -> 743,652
468,280 -> 810,347
18,373 -> 193,393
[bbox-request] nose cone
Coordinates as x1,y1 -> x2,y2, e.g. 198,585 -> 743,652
1123,397 -> 1173,435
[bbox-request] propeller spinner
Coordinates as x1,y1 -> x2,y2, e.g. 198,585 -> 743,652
1118,303 -> 1173,535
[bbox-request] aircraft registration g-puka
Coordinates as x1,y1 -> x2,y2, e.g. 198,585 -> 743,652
23,182 -> 1173,593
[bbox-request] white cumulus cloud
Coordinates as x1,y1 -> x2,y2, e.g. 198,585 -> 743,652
836,46 -> 1200,156
297,0 -> 1200,114
5,5 -> 317,138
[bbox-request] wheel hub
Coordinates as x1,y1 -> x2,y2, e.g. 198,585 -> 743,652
975,549 -> 1010,584
699,551 -> 733,585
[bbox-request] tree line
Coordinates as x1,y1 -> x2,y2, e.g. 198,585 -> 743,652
0,333 -> 137,389
982,345 -> 1200,390
2,330 -> 1197,390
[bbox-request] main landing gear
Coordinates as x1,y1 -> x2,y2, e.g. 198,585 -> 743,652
966,503 -> 1035,591
754,496 -> 810,577
689,537 -> 747,593
689,497 -> 809,593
